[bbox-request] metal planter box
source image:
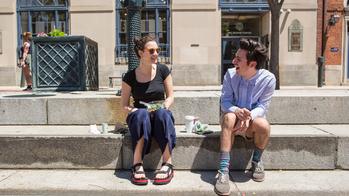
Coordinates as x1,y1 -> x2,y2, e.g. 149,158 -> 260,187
32,36 -> 98,91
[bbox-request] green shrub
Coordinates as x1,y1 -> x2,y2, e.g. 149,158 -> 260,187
48,29 -> 65,37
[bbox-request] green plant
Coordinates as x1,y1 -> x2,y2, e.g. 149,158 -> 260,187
48,29 -> 65,37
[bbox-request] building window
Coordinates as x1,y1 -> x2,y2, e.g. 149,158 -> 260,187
115,0 -> 170,64
17,0 -> 69,35
17,0 -> 69,51
222,14 -> 261,37
288,19 -> 303,52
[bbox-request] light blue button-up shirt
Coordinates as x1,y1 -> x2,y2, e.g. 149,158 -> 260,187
221,68 -> 276,120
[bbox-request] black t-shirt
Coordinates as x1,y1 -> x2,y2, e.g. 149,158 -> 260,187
122,63 -> 171,108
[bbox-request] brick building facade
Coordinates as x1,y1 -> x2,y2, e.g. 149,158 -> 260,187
318,0 -> 347,85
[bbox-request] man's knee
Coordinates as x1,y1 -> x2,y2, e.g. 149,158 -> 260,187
221,112 -> 237,130
252,118 -> 270,134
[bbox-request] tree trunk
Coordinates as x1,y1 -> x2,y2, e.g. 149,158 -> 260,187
268,0 -> 284,90
270,8 -> 280,89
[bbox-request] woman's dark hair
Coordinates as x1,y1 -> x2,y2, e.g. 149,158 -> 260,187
134,35 -> 157,58
239,39 -> 268,69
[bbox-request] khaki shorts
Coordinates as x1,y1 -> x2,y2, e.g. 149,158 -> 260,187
220,112 -> 253,142
234,127 -> 253,142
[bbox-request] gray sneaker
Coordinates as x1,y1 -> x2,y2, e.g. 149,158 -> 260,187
251,160 -> 265,182
214,170 -> 230,195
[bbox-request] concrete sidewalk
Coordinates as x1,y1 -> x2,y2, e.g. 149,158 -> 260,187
0,170 -> 348,196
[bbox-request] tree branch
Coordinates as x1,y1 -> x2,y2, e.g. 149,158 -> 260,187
279,0 -> 285,6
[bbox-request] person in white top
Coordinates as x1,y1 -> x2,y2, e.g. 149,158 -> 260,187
19,32 -> 32,91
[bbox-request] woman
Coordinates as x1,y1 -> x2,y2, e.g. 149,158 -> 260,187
19,32 -> 32,91
121,35 -> 176,186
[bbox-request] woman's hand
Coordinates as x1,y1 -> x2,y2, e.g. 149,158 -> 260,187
123,106 -> 137,113
163,74 -> 174,110
130,107 -> 138,113
19,60 -> 25,68
163,100 -> 171,110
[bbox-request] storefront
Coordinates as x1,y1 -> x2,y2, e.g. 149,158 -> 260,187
0,0 -> 321,86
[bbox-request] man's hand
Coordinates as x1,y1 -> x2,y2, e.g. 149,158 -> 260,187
234,108 -> 251,121
233,118 -> 251,133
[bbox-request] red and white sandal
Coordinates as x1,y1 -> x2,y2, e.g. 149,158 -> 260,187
153,162 -> 174,185
131,163 -> 148,185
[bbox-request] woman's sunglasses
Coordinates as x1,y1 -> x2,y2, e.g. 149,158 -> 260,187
147,48 -> 161,55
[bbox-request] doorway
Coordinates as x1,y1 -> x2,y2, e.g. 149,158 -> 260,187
221,14 -> 263,82
221,37 -> 260,82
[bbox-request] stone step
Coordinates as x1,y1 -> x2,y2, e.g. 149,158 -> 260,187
0,125 -> 347,170
1,89 -> 348,125
0,169 -> 348,196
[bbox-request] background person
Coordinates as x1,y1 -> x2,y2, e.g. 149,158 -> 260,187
121,35 -> 176,186
19,32 -> 32,91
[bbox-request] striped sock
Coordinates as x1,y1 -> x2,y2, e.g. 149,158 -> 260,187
219,151 -> 230,174
252,147 -> 264,163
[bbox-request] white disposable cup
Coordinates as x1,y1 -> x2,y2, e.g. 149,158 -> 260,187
184,115 -> 199,133
101,123 -> 109,134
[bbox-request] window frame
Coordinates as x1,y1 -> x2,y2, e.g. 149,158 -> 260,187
17,0 -> 69,55
288,19 -> 303,52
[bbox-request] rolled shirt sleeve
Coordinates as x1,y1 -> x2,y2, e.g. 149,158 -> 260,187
250,75 -> 276,120
221,70 -> 238,113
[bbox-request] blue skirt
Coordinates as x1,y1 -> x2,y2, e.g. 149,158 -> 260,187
126,108 -> 176,158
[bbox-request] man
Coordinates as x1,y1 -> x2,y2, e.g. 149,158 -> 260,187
214,39 -> 276,196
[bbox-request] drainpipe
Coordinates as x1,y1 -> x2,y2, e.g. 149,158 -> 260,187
318,0 -> 327,87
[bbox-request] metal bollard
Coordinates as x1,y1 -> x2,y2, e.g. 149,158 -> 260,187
317,56 -> 325,87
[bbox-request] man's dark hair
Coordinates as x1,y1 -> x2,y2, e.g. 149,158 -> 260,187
134,35 -> 157,58
239,39 -> 268,69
